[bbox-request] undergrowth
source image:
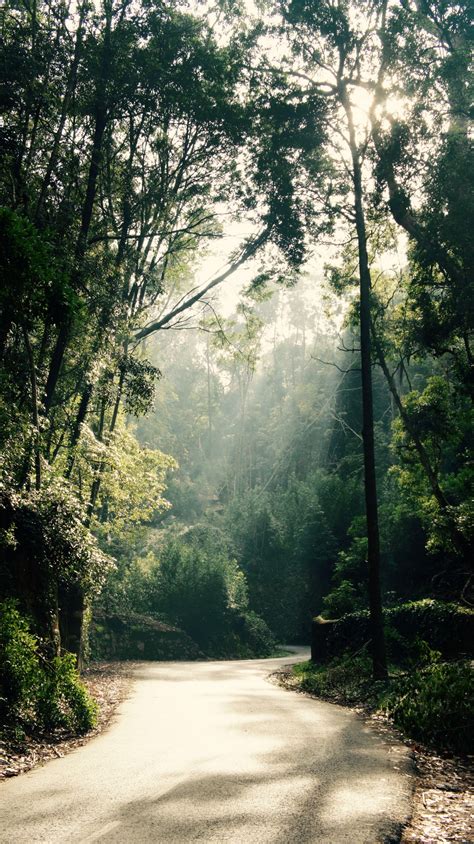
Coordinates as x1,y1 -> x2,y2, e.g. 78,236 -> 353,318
0,600 -> 97,739
293,645 -> 473,755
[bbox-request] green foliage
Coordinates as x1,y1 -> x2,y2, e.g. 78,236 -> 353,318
312,600 -> 474,665
322,517 -> 369,616
0,207 -> 55,330
36,654 -> 98,734
0,600 -> 40,726
233,610 -> 276,657
386,600 -> 474,661
294,654 -> 379,707
89,611 -> 202,662
0,482 -> 113,607
391,378 -> 474,557
226,474 -> 337,641
383,661 -> 473,754
322,580 -> 359,618
153,538 -> 231,646
0,601 -> 97,734
73,419 -> 176,542
294,651 -> 474,754
0,0 -> 471,741
96,525 -> 275,658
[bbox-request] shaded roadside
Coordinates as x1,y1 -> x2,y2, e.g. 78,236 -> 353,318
271,665 -> 474,844
0,662 -> 135,781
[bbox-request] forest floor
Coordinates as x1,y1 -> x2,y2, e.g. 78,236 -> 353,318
0,661 -> 134,780
272,666 -> 474,844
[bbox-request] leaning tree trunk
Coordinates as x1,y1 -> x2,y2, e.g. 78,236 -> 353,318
343,89 -> 388,681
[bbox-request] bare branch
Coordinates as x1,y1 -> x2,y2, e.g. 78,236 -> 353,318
135,227 -> 270,341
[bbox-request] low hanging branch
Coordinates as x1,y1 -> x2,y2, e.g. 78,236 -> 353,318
134,227 -> 271,341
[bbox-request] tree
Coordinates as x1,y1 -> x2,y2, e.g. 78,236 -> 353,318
275,0 -> 393,678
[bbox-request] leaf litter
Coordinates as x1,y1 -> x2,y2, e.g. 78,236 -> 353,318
0,661 -> 136,781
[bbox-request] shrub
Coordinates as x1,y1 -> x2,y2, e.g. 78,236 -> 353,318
313,599 -> 474,664
296,654 -> 378,706
387,600 -> 473,660
295,651 -> 473,754
36,654 -> 98,733
322,580 -> 359,618
89,611 -> 201,661
0,599 -> 40,725
236,610 -> 276,657
383,660 -> 473,754
0,600 -> 97,735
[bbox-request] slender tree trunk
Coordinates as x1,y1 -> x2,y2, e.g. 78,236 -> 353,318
43,319 -> 71,418
343,89 -> 388,681
22,327 -> 41,491
86,365 -> 124,526
0,312 -> 13,360
206,334 -> 213,455
65,382 -> 93,478
35,3 -> 87,222
42,6 -> 112,418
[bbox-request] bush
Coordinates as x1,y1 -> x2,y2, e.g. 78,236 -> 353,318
148,539 -> 234,647
312,599 -> 474,664
89,611 -> 202,661
36,654 -> 98,733
234,610 -> 276,657
0,601 -> 97,735
322,580 -> 359,618
386,600 -> 473,660
295,654 -> 379,706
0,599 -> 40,725
383,660 -> 473,754
294,651 -> 473,754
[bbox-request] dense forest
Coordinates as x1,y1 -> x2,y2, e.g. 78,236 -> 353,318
0,0 -> 472,750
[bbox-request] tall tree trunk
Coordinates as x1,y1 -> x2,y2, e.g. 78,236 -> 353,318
343,89 -> 388,681
206,333 -> 213,455
85,368 -> 125,525
65,381 -> 93,478
22,328 -> 41,491
35,3 -> 88,222
42,6 -> 112,419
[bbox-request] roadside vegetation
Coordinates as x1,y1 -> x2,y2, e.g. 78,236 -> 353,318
0,600 -> 97,755
296,599 -> 473,754
292,650 -> 473,756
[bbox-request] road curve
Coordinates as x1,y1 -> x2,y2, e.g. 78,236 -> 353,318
0,650 -> 412,843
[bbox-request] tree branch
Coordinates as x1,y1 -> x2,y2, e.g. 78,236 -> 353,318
135,227 -> 270,341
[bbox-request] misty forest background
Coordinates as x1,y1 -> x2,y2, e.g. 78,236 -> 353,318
0,0 -> 472,747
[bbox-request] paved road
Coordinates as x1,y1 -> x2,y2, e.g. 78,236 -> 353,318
0,650 -> 412,843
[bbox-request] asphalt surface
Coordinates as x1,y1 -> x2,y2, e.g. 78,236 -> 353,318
0,649 -> 412,843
